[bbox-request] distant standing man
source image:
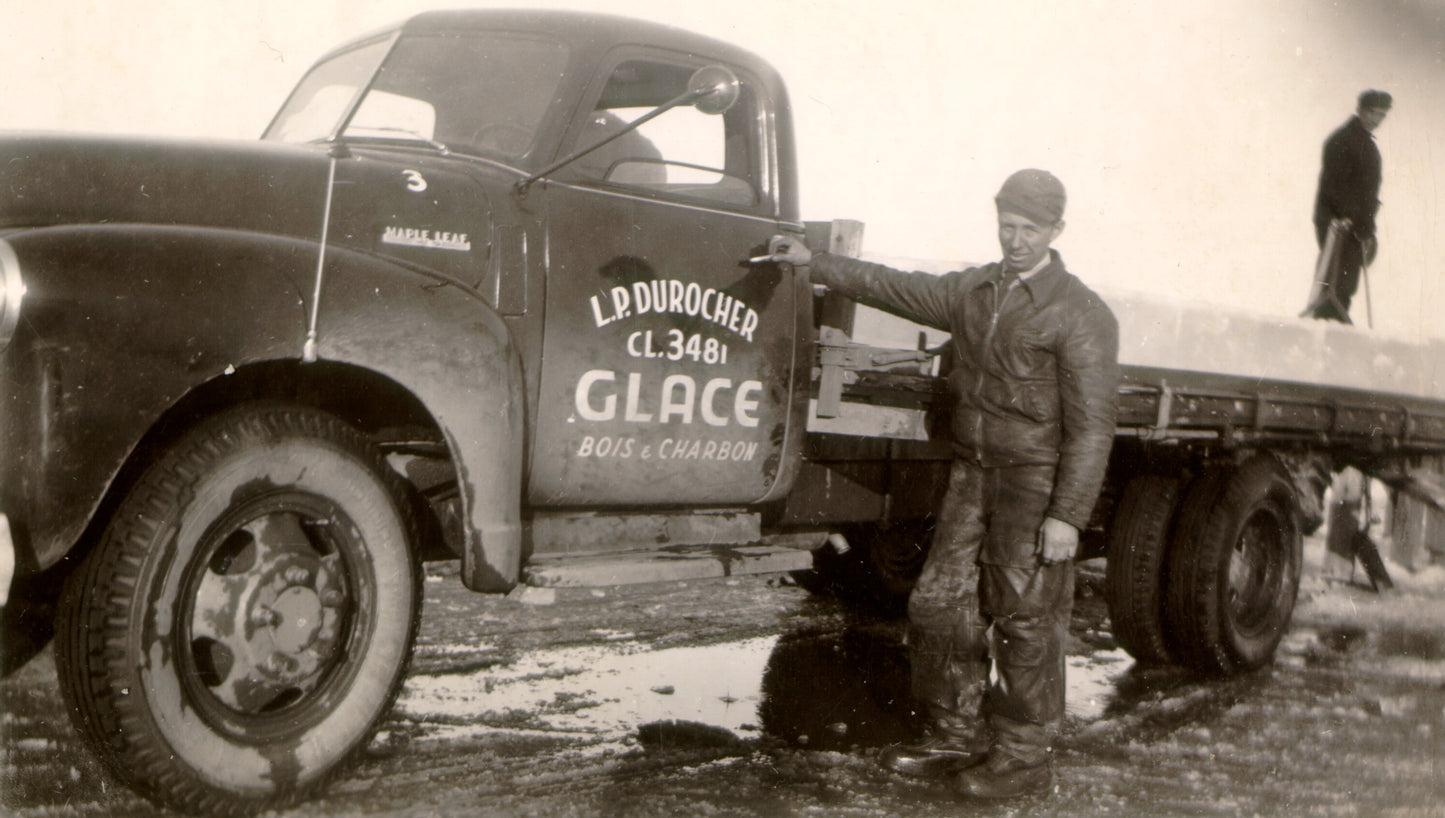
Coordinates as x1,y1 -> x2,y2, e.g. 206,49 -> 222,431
769,170 -> 1119,799
1309,89 -> 1391,323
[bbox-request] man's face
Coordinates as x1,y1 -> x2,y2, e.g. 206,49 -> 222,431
997,211 -> 1063,272
1360,107 -> 1389,131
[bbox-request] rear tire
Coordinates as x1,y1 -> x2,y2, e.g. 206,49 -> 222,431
1103,475 -> 1181,666
55,404 -> 421,816
1164,456 -> 1302,675
807,521 -> 932,614
858,520 -> 932,602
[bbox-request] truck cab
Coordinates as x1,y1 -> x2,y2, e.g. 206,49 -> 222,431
265,11 -> 809,511
272,11 -> 816,583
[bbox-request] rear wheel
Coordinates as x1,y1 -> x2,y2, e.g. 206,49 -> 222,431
858,520 -> 933,601
55,404 -> 421,816
1165,456 -> 1302,675
1103,475 -> 1181,666
807,521 -> 932,614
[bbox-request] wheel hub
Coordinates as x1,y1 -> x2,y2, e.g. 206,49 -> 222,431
268,586 -> 325,655
1227,514 -> 1281,632
247,568 -> 339,686
187,506 -> 352,714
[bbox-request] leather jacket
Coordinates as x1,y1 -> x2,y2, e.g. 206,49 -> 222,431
810,250 -> 1119,529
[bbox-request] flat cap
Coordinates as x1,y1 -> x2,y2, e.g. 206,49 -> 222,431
995,169 -> 1066,226
1358,89 -> 1392,110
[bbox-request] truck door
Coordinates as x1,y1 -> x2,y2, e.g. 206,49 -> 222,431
530,52 -> 796,506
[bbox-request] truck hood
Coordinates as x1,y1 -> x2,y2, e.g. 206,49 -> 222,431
1,131 -> 503,294
1,132 -> 332,240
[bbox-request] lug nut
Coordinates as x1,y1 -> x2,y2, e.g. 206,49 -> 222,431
266,652 -> 297,674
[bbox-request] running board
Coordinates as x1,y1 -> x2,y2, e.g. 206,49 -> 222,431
522,543 -> 817,588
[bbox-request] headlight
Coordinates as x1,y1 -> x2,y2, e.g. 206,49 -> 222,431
0,239 -> 24,349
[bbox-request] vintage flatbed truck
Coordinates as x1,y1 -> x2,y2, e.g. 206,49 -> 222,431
2,9 -> 1444,815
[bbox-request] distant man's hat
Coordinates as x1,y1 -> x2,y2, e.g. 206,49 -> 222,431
995,169 -> 1066,226
1358,89 -> 1392,111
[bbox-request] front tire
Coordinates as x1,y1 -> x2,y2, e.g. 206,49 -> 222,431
55,404 -> 421,816
1164,456 -> 1302,675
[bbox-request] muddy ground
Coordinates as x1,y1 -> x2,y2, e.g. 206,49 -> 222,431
3,538 -> 1443,817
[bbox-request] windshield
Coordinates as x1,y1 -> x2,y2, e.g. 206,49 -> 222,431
265,31 -> 570,162
265,38 -> 391,143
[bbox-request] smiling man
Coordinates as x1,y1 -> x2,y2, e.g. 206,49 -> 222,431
769,169 -> 1119,799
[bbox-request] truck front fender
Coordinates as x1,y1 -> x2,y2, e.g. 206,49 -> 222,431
2,225 -> 524,592
310,251 -> 525,593
2,225 -> 316,572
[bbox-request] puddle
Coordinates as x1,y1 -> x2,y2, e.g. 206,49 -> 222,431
395,627 -> 1140,754
1379,625 -> 1445,660
396,636 -> 778,751
1281,623 -> 1445,676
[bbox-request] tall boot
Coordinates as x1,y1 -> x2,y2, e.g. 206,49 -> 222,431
954,748 -> 1052,799
954,713 -> 1054,797
878,711 -> 988,779
883,595 -> 989,778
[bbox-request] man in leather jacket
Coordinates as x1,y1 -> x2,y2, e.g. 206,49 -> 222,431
768,169 -> 1119,799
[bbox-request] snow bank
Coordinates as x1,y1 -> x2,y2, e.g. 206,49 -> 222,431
855,254 -> 1445,402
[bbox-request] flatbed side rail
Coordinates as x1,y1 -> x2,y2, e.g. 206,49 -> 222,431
1116,365 -> 1445,454
813,341 -> 1445,457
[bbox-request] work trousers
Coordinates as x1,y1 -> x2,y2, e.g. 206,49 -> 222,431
906,458 -> 1074,766
1311,219 -> 1370,322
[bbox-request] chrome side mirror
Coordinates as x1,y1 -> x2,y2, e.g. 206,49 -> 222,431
688,66 -> 740,115
0,240 -> 25,350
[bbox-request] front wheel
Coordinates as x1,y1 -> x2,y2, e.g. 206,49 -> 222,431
55,404 -> 421,816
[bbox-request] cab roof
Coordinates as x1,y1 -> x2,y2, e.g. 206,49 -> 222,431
326,9 -> 779,81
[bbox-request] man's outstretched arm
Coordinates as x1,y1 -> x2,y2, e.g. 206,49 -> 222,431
767,235 -> 966,332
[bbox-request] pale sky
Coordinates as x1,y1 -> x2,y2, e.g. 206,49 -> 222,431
4,0 -> 1442,338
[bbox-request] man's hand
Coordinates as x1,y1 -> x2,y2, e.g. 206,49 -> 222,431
1037,517 -> 1079,565
767,235 -> 812,266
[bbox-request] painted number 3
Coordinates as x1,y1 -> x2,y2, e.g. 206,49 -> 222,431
402,169 -> 427,192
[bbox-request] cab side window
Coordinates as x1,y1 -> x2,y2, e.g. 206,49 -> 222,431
575,59 -> 759,208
